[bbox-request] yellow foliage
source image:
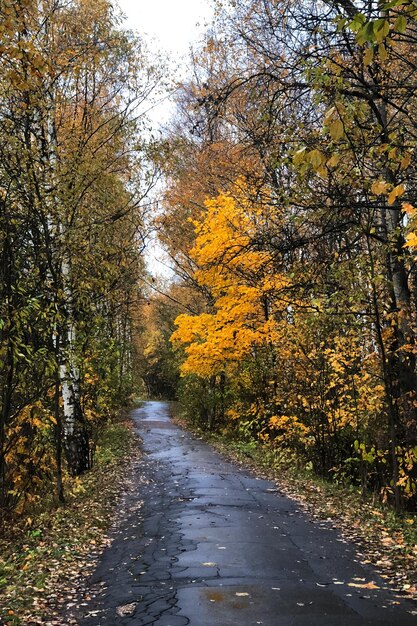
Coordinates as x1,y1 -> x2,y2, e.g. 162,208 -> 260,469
405,233 -> 417,248
402,202 -> 415,215
172,181 -> 390,464
387,183 -> 405,205
172,182 -> 289,378
226,408 -> 241,421
4,400 -> 57,510
371,180 -> 390,195
403,202 -> 417,250
268,414 -> 310,437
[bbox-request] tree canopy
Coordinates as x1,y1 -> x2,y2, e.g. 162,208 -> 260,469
0,0 -> 159,514
154,0 -> 417,510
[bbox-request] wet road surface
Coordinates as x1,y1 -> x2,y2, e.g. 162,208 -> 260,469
75,401 -> 417,625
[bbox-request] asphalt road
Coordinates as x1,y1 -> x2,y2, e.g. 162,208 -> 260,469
74,401 -> 417,625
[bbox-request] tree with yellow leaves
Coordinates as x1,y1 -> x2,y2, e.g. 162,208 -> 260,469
158,0 -> 417,509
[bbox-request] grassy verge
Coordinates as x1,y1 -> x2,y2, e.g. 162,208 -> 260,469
0,416 -> 140,625
171,410 -> 417,601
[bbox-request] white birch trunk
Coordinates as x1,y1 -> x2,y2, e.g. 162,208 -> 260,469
59,254 -> 91,474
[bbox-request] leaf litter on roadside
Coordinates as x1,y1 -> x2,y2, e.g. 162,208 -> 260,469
0,421 -> 142,626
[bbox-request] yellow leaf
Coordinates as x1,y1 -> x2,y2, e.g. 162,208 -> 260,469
404,233 -> 417,248
327,154 -> 340,168
363,46 -> 374,66
371,180 -> 390,195
329,119 -> 344,141
400,153 -> 412,170
388,147 -> 397,161
323,106 -> 336,126
347,581 -> 380,589
388,184 -> 405,205
402,202 -> 415,215
378,43 -> 388,62
309,149 -> 325,168
381,536 -> 395,546
293,148 -> 307,165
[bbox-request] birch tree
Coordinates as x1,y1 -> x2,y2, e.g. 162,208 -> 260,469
0,0 -> 158,508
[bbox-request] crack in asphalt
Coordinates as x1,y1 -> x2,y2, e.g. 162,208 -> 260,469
69,401 -> 417,626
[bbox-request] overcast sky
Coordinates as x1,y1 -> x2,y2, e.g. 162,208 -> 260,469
116,1 -> 215,275
117,0 -> 214,126
117,0 -> 214,59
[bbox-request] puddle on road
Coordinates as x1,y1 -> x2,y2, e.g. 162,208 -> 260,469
204,589 -> 251,609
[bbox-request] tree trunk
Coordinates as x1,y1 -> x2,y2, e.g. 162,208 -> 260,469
54,371 -> 65,502
60,354 -> 91,476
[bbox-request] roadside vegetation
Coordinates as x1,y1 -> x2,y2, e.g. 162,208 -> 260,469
0,1 -> 154,621
0,417 -> 139,625
0,0 -> 159,521
171,405 -> 417,600
147,0 -> 417,517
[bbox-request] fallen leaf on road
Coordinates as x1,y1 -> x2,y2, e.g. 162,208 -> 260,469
116,602 -> 138,617
347,582 -> 379,590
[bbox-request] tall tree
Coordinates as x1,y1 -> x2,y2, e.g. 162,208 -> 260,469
0,0 -> 159,511
159,0 -> 417,508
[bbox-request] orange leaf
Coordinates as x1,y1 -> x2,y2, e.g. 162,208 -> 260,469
347,581 -> 380,589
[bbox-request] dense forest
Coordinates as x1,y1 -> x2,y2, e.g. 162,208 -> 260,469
3,0 -> 417,526
145,0 -> 417,512
0,0 -> 161,517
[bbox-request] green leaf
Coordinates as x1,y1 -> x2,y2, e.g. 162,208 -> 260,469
382,0 -> 406,8
336,16 -> 348,32
357,22 -> 376,45
348,13 -> 366,33
374,19 -> 390,44
395,14 -> 407,33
